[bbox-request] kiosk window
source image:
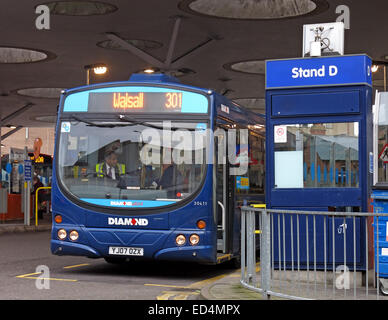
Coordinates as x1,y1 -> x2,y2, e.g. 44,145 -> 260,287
274,122 -> 359,189
377,93 -> 388,184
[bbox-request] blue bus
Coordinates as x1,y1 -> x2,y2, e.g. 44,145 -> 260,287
51,73 -> 265,265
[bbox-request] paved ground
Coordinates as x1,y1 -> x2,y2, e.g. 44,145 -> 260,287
2,221 -> 387,301
0,228 -> 237,300
200,267 -> 388,300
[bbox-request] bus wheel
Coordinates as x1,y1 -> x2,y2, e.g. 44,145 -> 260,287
229,256 -> 241,269
104,257 -> 129,264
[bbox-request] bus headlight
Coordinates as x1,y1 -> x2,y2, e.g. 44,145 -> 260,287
189,234 -> 200,246
175,234 -> 186,246
57,229 -> 67,240
69,230 -> 79,241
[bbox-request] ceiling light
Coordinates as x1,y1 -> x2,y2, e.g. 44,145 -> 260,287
97,39 -> 162,51
372,65 -> 379,73
0,47 -> 51,63
179,0 -> 327,20
33,115 -> 57,124
84,63 -> 108,85
42,1 -> 117,16
93,66 -> 107,75
84,63 -> 108,76
16,87 -> 64,99
144,68 -> 155,74
225,60 -> 265,74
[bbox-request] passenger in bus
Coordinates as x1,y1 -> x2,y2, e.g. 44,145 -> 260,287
95,151 -> 125,180
144,165 -> 158,188
158,163 -> 183,198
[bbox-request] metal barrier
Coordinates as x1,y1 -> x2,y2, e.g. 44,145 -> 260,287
241,206 -> 388,300
35,187 -> 51,226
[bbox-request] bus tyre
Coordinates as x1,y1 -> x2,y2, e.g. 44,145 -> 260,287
104,257 -> 129,264
229,256 -> 241,269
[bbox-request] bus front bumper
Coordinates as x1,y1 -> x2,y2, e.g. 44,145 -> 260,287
51,227 -> 216,263
51,239 -> 214,263
51,240 -> 101,258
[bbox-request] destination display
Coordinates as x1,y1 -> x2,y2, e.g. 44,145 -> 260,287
63,85 -> 209,114
88,92 -> 183,113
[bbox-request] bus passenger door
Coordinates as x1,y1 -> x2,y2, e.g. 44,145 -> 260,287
214,134 -> 228,253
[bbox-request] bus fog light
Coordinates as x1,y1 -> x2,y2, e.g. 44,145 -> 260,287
69,230 -> 79,241
58,229 -> 67,240
189,234 -> 200,246
175,234 -> 186,246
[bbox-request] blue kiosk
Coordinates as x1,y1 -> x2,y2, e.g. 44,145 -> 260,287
371,91 -> 388,294
265,54 -> 373,269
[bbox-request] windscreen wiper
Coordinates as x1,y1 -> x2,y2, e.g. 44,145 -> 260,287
117,115 -> 203,132
69,115 -> 130,128
117,115 -> 166,130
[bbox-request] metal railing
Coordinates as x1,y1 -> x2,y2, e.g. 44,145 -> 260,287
241,206 -> 388,300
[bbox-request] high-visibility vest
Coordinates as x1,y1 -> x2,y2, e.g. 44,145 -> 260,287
95,163 -> 125,178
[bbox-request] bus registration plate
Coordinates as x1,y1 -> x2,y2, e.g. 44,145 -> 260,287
109,246 -> 144,256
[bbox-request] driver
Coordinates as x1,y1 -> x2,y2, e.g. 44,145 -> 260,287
96,151 -> 125,180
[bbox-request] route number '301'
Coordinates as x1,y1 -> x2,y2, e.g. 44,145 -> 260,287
165,92 -> 182,109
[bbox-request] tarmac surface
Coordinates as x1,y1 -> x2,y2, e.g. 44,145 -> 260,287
1,217 -> 387,301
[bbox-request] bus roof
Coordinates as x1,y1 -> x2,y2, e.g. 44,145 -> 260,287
62,73 -> 211,96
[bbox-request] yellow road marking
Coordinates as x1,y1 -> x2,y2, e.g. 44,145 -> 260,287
173,292 -> 199,300
16,270 -> 78,282
19,276 -> 77,282
145,283 -> 188,289
222,262 -> 260,277
16,272 -> 42,278
186,273 -> 228,289
149,272 -> 230,292
63,263 -> 90,269
16,262 -> 89,282
155,272 -> 231,300
230,273 -> 241,278
157,291 -> 178,300
157,290 -> 200,300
